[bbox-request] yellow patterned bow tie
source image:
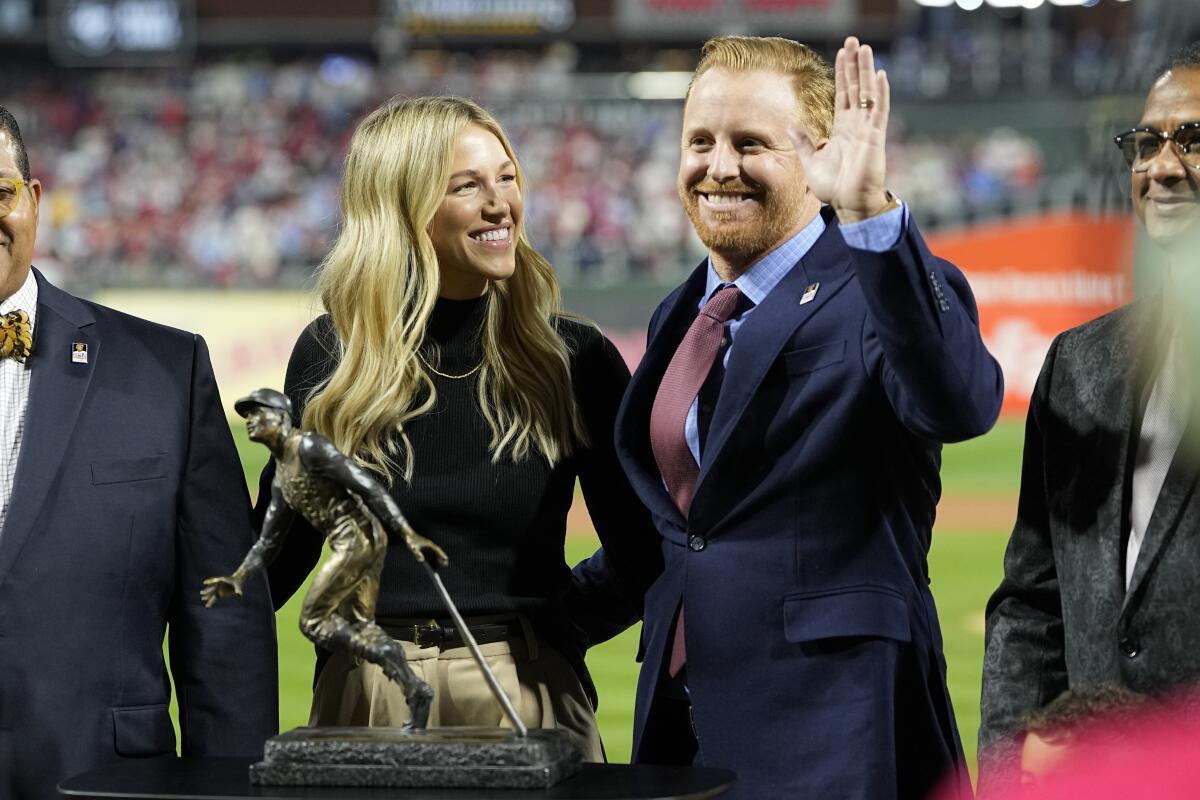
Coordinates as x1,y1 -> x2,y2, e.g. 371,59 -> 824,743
0,309 -> 32,363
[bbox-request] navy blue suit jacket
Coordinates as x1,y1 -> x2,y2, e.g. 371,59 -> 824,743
613,210 -> 1002,799
0,270 -> 278,799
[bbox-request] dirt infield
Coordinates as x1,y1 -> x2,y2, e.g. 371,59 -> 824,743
933,494 -> 1017,532
566,493 -> 1018,539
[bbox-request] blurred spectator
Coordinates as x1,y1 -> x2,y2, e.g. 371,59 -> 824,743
944,686 -> 1200,800
1018,685 -> 1147,786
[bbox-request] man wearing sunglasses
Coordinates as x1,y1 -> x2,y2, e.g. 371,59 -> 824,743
0,106 -> 278,798
980,42 -> 1200,792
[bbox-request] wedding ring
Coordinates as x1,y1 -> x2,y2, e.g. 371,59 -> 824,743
859,97 -> 875,109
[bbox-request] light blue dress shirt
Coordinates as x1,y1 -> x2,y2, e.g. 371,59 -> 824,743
684,203 -> 906,465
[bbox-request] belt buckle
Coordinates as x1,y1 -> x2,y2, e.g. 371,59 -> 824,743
413,619 -> 442,647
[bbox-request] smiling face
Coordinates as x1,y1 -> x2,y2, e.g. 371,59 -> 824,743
429,124 -> 523,299
1133,68 -> 1200,252
0,131 -> 40,302
678,68 -> 822,279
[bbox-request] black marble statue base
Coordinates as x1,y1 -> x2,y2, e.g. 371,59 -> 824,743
250,726 -> 583,789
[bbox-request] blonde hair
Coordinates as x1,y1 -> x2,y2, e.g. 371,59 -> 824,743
306,95 -> 586,480
687,36 -> 835,140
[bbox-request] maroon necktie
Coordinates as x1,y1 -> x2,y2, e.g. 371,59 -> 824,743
649,284 -> 742,676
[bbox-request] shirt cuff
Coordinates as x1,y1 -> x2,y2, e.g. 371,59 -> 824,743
839,202 -> 907,252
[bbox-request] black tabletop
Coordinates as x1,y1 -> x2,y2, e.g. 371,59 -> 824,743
58,758 -> 736,800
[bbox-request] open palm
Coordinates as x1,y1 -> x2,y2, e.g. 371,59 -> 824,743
793,37 -> 891,223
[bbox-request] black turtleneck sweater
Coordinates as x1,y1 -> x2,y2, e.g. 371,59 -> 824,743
257,294 -> 660,700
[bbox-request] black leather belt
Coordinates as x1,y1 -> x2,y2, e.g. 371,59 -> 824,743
383,620 -> 520,650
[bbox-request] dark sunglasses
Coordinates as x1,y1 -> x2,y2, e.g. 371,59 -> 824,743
1113,122 -> 1200,172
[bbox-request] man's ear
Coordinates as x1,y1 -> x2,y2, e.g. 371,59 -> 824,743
28,178 -> 41,209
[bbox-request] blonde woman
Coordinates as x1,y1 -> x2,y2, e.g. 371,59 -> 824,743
258,96 -> 658,761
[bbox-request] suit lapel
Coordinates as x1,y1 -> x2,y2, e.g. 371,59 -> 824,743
1120,302 -> 1200,613
616,263 -> 709,530
693,222 -> 853,502
1122,443 -> 1199,614
1090,308 -> 1146,605
1080,297 -> 1178,614
0,270 -> 97,584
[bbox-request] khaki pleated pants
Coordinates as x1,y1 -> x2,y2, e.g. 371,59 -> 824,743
309,616 -> 605,762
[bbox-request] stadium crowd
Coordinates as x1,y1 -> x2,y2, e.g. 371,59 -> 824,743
9,50 -> 1044,289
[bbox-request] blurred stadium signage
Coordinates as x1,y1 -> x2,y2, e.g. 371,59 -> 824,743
390,0 -> 575,34
914,0 -> 1127,7
927,213 -> 1134,417
615,0 -> 853,35
49,0 -> 195,66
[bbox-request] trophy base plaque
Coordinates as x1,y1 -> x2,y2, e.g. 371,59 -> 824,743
250,726 -> 583,788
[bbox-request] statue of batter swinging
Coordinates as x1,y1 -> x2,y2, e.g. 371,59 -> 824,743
202,388 -> 447,731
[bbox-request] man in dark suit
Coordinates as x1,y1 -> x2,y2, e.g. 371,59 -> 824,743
0,107 -> 278,798
980,43 -> 1200,792
610,35 -> 1002,798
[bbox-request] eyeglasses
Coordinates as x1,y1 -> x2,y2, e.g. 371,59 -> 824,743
1113,122 -> 1200,172
0,178 -> 26,218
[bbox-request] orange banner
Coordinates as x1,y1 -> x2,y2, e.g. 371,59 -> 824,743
928,213 -> 1135,417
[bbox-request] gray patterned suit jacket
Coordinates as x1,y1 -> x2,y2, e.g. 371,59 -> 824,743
978,297 -> 1200,791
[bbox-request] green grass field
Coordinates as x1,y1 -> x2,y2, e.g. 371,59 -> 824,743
212,417 -> 1025,776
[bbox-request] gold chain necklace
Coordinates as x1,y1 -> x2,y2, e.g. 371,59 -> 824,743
418,350 -> 483,380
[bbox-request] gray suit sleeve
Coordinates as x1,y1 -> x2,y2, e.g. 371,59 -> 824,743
978,335 -> 1069,792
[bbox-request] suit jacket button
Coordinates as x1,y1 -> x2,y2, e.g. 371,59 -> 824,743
688,535 -> 706,552
1119,637 -> 1140,658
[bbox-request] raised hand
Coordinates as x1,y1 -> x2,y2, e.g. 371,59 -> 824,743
791,36 -> 891,223
201,574 -> 244,607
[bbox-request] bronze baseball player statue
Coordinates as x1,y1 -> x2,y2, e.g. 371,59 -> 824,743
202,388 -> 447,731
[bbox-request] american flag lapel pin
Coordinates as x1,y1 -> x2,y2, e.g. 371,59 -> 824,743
800,283 -> 820,305
71,342 -> 88,364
